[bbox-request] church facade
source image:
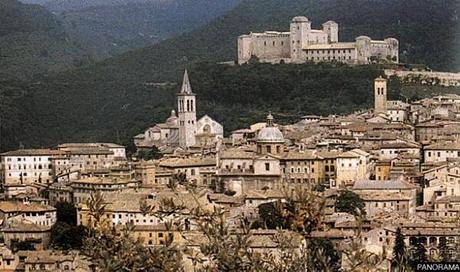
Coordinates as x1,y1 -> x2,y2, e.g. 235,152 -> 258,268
238,16 -> 399,65
134,70 -> 223,152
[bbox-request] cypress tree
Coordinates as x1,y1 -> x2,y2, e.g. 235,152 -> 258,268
392,227 -> 406,264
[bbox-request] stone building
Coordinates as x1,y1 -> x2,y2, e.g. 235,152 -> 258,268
0,149 -> 65,185
159,156 -> 217,187
217,114 -> 284,195
134,70 -> 223,151
374,76 -> 387,114
0,201 -> 56,227
71,176 -> 141,204
352,179 -> 417,218
238,16 -> 398,65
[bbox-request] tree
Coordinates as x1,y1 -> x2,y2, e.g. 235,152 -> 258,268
438,237 -> 449,262
137,146 -> 162,160
412,236 -> 428,263
55,201 -> 77,225
393,228 -> 405,263
10,240 -> 36,252
50,222 -> 87,249
335,190 -> 366,217
83,193 -> 183,271
258,201 -> 287,229
392,227 -> 411,271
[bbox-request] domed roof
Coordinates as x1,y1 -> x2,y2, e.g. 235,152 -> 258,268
166,110 -> 178,125
257,113 -> 284,143
292,16 -> 309,22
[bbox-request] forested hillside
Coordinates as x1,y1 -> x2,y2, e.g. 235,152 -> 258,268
1,0 -> 459,151
0,0 -> 100,79
54,0 -> 241,57
1,63 -> 390,152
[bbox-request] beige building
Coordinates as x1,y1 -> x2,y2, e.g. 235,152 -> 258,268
131,224 -> 181,247
0,149 -> 65,185
238,16 -> 398,65
3,222 -> 51,250
280,150 -> 323,184
352,179 -> 417,217
159,156 -> 217,187
334,149 -> 369,188
134,160 -> 156,186
71,176 -> 141,204
0,201 -> 56,227
217,114 -> 284,194
22,250 -> 92,272
424,141 -> 460,163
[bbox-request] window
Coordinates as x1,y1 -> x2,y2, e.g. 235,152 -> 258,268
266,146 -> 271,153
265,163 -> 270,171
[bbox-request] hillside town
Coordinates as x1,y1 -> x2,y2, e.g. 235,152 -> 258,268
0,66 -> 460,270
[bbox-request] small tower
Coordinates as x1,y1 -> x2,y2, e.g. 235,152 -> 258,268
374,76 -> 387,114
290,16 -> 311,62
178,69 -> 197,148
322,21 -> 338,43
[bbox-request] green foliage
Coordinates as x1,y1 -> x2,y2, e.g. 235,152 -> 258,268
393,228 -> 405,262
307,238 -> 340,272
412,236 -> 428,263
10,239 -> 36,252
55,201 -> 77,225
54,0 -> 241,58
50,222 -> 87,249
438,237 -> 450,262
392,227 -> 411,271
0,0 -> 100,80
83,192 -> 183,272
137,146 -> 162,160
335,190 -> 366,217
258,201 -> 287,229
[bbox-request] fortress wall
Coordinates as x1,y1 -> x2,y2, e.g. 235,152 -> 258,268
385,69 -> 460,87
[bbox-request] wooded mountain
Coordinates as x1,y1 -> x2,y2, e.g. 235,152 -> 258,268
0,0 -> 100,80
53,0 -> 241,57
1,0 -> 459,151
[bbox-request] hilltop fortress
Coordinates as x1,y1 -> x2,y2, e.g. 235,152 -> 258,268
238,16 -> 399,65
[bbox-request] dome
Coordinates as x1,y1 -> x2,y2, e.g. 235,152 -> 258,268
292,16 -> 309,23
165,110 -> 178,125
257,113 -> 284,143
257,127 -> 284,143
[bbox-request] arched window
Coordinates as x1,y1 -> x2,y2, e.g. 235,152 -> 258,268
187,100 -> 190,111
203,124 -> 211,133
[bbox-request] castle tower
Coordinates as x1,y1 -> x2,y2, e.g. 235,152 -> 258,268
178,69 -> 197,148
290,16 -> 311,62
374,76 -> 387,114
322,21 -> 338,43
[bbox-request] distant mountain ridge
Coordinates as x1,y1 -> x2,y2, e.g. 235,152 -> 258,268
18,0 -> 171,11
54,0 -> 241,57
0,0 -> 100,79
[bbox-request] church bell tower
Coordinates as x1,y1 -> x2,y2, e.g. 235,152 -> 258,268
374,76 -> 387,114
178,69 -> 197,148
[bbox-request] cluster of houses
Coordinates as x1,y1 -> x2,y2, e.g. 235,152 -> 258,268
1,73 -> 460,270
